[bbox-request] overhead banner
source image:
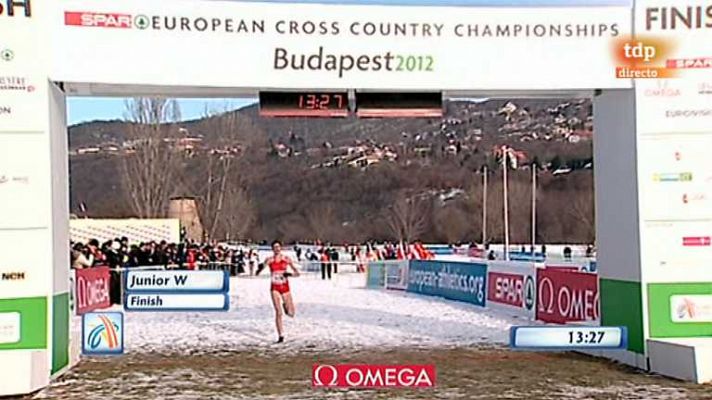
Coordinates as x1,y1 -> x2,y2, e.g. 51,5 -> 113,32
48,0 -> 632,90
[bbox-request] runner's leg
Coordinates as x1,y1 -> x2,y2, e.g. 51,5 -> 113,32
282,292 -> 296,317
270,290 -> 284,338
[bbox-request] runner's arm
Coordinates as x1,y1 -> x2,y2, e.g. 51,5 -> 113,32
256,257 -> 270,276
288,257 -> 301,277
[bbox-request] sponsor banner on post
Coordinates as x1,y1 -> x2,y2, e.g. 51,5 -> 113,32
407,260 -> 486,307
74,266 -> 111,315
536,268 -> 599,324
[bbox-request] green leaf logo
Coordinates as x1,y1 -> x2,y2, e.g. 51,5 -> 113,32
134,15 -> 150,30
1,49 -> 14,62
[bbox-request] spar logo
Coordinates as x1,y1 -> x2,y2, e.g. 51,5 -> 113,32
487,272 -> 535,311
682,236 -> 711,247
64,12 -> 150,29
312,364 -> 435,388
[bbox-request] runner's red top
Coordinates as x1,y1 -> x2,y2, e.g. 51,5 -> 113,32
268,257 -> 290,294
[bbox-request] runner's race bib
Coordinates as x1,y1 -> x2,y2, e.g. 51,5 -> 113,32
271,273 -> 287,284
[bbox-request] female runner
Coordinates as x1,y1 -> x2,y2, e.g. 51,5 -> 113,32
261,240 -> 300,343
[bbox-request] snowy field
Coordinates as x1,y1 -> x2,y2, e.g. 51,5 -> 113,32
41,272 -> 712,400
105,272 -> 523,354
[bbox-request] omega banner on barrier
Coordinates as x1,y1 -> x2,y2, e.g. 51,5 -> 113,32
73,266 -> 111,315
536,268 -> 599,324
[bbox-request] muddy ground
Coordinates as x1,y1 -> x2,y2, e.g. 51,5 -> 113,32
29,347 -> 712,400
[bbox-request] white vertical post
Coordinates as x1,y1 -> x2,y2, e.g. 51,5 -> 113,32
502,146 -> 510,261
531,163 -> 537,253
482,165 -> 487,246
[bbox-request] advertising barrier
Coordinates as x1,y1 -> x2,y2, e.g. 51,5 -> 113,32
545,264 -> 583,273
509,252 -> 546,262
74,266 -> 111,315
486,261 -> 537,319
536,268 -> 599,324
407,260 -> 487,307
366,261 -> 387,289
385,260 -> 409,291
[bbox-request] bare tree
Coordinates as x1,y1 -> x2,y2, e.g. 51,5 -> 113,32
277,214 -> 311,243
304,204 -> 340,242
385,191 -> 430,242
568,189 -> 595,243
216,183 -> 256,241
121,98 -> 182,218
434,204 -> 470,244
192,108 -> 261,241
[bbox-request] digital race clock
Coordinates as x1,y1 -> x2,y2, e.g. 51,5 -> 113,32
259,91 -> 349,117
510,326 -> 627,350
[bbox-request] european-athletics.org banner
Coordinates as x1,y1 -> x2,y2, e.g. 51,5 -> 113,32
407,260 -> 487,307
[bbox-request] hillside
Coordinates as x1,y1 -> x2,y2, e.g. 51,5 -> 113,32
68,98 -> 595,244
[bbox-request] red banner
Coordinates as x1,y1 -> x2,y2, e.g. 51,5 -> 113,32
536,269 -> 599,324
545,264 -> 581,273
487,272 -> 524,307
75,266 -> 111,315
312,364 -> 436,388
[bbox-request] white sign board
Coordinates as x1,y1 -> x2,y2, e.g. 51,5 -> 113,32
48,0 -> 632,90
0,313 -> 21,345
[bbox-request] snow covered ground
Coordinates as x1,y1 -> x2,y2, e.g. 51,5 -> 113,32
101,272 -> 524,354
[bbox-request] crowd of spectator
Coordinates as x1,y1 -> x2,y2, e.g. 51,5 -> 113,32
70,237 -> 262,275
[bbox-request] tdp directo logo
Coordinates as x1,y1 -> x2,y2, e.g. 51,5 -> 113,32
82,312 -> 124,355
312,364 -> 435,389
65,11 -> 150,29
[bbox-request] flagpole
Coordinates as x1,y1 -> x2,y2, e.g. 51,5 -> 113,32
502,146 -> 510,261
531,163 -> 537,254
482,165 -> 488,247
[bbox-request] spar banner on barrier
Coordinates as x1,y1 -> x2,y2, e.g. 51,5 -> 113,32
74,266 -> 111,315
407,260 -> 486,307
385,261 -> 409,290
486,261 -> 537,319
536,268 -> 599,324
